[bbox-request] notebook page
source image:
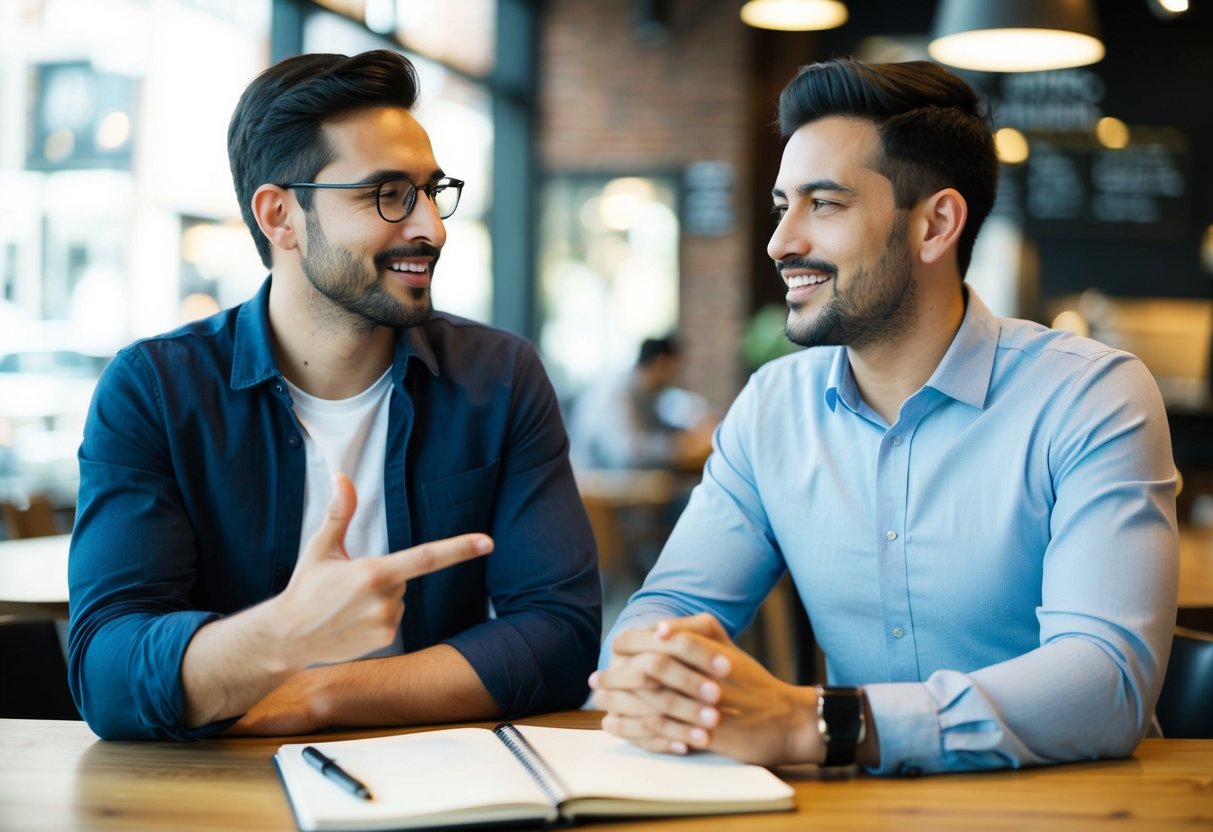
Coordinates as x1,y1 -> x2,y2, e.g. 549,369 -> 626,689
277,728 -> 551,829
514,725 -> 794,805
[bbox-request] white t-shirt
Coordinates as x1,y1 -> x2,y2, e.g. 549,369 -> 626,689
287,367 -> 401,657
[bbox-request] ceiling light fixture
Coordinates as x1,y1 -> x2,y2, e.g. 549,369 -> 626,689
928,0 -> 1105,73
740,0 -> 848,32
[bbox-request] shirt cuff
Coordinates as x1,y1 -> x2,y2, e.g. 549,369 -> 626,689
862,681 -> 942,776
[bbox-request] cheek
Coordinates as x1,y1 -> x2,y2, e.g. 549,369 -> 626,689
836,222 -> 888,270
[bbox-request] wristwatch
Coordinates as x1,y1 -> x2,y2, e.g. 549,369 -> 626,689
816,686 -> 866,767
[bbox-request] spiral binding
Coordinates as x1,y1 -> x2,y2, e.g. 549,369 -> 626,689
493,723 -> 570,807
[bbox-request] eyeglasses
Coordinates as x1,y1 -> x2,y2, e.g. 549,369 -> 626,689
280,176 -> 464,222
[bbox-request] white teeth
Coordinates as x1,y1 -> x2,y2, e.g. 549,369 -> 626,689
785,274 -> 830,289
387,262 -> 427,273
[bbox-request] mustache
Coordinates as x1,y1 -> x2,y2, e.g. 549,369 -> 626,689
776,256 -> 837,278
374,244 -> 442,270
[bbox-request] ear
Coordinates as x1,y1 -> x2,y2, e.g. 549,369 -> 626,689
914,188 -> 967,267
251,184 -> 301,256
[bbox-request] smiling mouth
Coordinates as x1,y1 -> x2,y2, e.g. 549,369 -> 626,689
784,274 -> 831,289
384,260 -> 427,275
381,258 -> 430,290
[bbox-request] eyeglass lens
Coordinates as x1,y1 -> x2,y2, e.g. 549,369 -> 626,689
377,179 -> 461,221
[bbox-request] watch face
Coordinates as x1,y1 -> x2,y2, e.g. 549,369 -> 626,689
818,687 -> 865,766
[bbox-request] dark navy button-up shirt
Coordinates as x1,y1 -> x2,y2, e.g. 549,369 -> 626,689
67,278 -> 601,740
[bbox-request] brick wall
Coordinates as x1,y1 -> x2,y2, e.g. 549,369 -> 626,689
537,0 -> 757,409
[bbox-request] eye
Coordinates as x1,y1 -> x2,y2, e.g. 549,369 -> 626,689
771,203 -> 788,219
811,199 -> 838,211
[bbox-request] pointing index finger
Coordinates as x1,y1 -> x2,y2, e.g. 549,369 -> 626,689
380,534 -> 493,582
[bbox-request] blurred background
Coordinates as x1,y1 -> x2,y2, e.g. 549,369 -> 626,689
0,0 -> 1210,564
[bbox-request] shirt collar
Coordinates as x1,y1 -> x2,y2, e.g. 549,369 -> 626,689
923,287 -> 998,410
394,323 -> 440,385
823,287 -> 999,413
230,276 -> 441,391
824,348 -> 858,413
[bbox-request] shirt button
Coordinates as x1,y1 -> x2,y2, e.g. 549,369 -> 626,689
885,530 -> 897,541
892,627 -> 905,638
273,381 -> 285,394
892,435 -> 902,446
287,434 -> 301,448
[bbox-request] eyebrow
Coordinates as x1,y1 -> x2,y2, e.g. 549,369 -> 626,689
346,168 -> 447,186
771,179 -> 854,199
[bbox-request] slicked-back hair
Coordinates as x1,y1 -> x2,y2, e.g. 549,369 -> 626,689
778,59 -> 998,279
227,50 -> 421,267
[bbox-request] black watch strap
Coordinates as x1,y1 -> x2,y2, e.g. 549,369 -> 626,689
817,686 -> 866,767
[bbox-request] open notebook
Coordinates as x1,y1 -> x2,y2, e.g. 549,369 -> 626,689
275,723 -> 795,831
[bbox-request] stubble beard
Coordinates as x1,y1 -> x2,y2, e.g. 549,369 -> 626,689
300,210 -> 435,334
784,215 -> 916,351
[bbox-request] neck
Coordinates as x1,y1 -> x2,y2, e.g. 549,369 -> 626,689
848,283 -> 966,426
267,268 -> 396,400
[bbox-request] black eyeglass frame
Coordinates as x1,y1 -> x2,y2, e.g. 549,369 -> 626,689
278,176 -> 464,222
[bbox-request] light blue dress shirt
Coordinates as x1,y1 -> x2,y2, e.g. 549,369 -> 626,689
602,290 -> 1179,775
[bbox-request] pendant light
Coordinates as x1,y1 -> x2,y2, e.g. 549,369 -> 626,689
740,0 -> 848,32
928,0 -> 1105,73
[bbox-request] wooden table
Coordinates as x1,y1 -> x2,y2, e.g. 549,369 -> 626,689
0,533 -> 69,617
1,712 -> 1210,831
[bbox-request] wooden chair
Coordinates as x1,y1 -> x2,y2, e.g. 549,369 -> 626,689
1155,625 -> 1213,738
576,469 -> 677,581
1,493 -> 59,539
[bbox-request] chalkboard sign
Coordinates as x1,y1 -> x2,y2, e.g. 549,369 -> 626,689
1019,127 -> 1189,241
682,161 -> 735,236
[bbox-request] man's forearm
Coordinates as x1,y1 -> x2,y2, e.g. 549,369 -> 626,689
271,645 -> 501,729
180,596 -> 303,727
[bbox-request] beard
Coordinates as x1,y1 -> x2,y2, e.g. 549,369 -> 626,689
300,210 -> 439,332
783,214 -> 916,350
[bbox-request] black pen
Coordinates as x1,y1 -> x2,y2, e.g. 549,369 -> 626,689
302,746 -> 373,801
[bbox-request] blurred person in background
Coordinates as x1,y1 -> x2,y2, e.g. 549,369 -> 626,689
592,58 -> 1178,776
570,335 -> 716,472
68,50 -> 600,741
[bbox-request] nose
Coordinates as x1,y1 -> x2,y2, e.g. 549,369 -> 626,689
767,208 -> 806,264
399,189 -> 447,248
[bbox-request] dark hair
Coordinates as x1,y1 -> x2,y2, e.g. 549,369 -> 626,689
227,50 -> 421,268
637,336 -> 680,366
778,59 -> 998,278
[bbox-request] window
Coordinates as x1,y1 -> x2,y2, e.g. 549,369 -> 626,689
0,0 -> 271,509
538,174 -> 681,401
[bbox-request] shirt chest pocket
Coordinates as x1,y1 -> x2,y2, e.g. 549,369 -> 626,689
419,458 -> 500,540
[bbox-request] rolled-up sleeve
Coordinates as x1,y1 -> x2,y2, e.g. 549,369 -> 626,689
68,348 -> 234,740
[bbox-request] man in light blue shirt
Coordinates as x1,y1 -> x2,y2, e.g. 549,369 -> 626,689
590,58 -> 1178,776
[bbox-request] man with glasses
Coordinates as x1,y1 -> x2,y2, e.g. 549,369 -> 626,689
68,50 -> 601,740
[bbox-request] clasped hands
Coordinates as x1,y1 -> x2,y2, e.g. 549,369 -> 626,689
590,613 -> 823,768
